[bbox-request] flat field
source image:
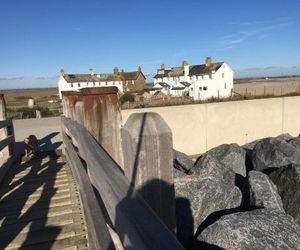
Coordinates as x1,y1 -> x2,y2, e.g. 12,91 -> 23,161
234,76 -> 300,96
1,88 -> 60,110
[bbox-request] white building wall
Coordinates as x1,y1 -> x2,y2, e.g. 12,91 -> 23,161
189,63 -> 234,100
153,63 -> 234,100
58,76 -> 124,99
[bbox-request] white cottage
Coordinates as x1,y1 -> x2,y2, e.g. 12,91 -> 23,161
153,57 -> 234,100
58,67 -> 146,99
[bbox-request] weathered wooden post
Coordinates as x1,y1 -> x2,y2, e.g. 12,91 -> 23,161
61,91 -> 82,121
122,112 -> 176,232
0,94 -> 10,165
61,91 -> 83,148
80,87 -> 123,168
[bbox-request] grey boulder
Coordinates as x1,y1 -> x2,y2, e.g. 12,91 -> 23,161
175,169 -> 242,246
275,133 -> 294,142
248,170 -> 284,212
289,136 -> 300,152
269,164 -> 300,225
197,208 -> 300,250
173,149 -> 194,178
194,143 -> 247,177
252,137 -> 300,171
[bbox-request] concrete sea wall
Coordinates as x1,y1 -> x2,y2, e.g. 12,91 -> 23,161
121,96 -> 300,155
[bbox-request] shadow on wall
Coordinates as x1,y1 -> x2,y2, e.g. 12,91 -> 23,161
15,132 -> 62,157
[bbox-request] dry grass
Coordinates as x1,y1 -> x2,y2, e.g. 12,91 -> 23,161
1,88 -> 59,110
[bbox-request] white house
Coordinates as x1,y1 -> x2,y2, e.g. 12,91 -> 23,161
58,67 -> 146,99
153,57 -> 234,100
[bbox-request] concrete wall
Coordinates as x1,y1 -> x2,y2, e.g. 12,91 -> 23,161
121,96 -> 300,156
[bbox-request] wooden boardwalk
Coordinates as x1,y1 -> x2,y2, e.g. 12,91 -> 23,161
0,152 -> 88,249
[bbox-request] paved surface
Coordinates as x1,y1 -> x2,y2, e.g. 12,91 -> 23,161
13,117 -> 62,156
0,153 -> 88,249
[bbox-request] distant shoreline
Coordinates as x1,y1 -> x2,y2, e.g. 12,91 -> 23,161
0,87 -> 58,92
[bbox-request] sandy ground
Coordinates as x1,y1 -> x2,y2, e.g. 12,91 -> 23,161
234,77 -> 300,96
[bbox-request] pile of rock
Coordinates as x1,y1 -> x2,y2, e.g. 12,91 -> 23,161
173,134 -> 300,249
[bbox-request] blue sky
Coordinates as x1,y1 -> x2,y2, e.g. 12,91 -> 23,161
0,0 -> 300,88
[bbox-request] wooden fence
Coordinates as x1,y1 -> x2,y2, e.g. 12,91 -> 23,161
0,94 -> 15,184
61,116 -> 183,249
61,87 -> 183,249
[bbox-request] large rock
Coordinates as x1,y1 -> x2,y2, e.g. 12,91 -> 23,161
252,137 -> 300,171
289,136 -> 300,152
248,170 -> 284,212
197,209 -> 300,250
173,149 -> 194,178
276,133 -> 294,142
175,169 -> 242,247
194,143 -> 247,177
269,164 -> 300,225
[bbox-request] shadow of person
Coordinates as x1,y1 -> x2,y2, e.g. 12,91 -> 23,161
0,151 -> 63,249
175,197 -> 194,249
113,178 -> 182,249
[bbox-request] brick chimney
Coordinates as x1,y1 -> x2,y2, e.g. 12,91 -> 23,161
89,68 -> 95,75
60,68 -> 65,76
182,61 -> 189,76
160,64 -> 166,70
113,67 -> 119,76
205,57 -> 212,66
138,66 -> 142,72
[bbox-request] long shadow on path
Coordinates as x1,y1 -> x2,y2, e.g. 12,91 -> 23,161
0,148 -> 63,248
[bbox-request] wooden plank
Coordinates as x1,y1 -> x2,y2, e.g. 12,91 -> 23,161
0,135 -> 14,152
0,119 -> 12,129
2,223 -> 86,249
62,116 -> 184,250
63,131 -> 115,250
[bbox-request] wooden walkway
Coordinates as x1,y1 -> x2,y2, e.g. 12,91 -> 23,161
0,152 -> 88,249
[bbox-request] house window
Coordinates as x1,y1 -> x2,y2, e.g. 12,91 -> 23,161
222,73 -> 225,78
224,83 -> 226,89
93,82 -> 95,87
87,82 -> 89,86
203,87 -> 207,91
191,88 -> 193,91
71,83 -> 73,88
78,83 -> 81,87
199,87 -> 202,91
105,82 -> 107,86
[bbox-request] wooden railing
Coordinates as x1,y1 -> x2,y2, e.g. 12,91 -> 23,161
0,119 -> 15,183
61,116 -> 184,250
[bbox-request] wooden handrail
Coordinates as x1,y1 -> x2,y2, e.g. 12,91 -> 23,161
0,119 -> 12,129
0,135 -> 14,152
62,131 -> 115,250
0,119 -> 15,184
61,116 -> 184,250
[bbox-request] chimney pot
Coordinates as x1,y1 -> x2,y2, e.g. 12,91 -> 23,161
60,68 -> 65,76
205,57 -> 212,66
182,60 -> 188,67
114,67 -> 119,75
89,68 -> 95,75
